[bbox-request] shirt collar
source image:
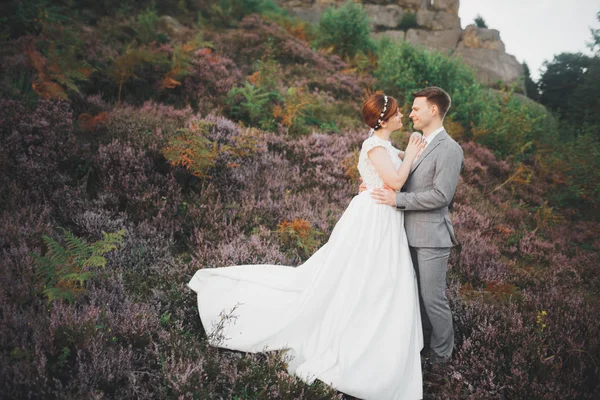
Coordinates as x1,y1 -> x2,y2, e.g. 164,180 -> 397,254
425,126 -> 444,145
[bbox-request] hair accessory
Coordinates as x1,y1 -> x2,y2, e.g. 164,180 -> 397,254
368,128 -> 375,137
373,95 -> 388,131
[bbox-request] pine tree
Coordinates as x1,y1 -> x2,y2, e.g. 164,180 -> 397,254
523,62 -> 539,101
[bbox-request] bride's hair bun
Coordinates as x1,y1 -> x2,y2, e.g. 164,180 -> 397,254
362,93 -> 399,131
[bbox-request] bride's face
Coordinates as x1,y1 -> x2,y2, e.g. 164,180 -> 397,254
384,109 -> 403,131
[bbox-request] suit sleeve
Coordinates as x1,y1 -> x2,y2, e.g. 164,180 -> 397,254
395,143 -> 463,211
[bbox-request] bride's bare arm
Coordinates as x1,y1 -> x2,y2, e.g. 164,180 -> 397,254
367,136 -> 424,191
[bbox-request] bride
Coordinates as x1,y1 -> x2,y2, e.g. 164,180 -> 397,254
189,93 -> 426,399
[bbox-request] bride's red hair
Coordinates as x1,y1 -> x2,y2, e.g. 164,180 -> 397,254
362,94 -> 399,130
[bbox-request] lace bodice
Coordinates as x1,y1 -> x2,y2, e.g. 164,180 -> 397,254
358,135 -> 403,189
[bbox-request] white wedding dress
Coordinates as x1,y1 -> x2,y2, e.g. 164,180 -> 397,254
189,135 -> 423,399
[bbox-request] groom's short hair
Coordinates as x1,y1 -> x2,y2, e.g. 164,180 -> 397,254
412,87 -> 451,119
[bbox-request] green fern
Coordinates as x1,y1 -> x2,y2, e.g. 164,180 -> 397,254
228,81 -> 275,128
33,228 -> 125,304
135,6 -> 160,44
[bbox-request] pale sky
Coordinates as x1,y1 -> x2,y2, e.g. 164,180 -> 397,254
459,0 -> 600,80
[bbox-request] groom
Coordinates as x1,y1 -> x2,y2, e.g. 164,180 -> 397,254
371,86 -> 463,364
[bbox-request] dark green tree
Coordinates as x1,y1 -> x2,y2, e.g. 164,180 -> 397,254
588,11 -> 600,54
538,52 -> 590,118
474,14 -> 488,28
571,11 -> 600,131
522,62 -> 539,101
568,59 -> 600,134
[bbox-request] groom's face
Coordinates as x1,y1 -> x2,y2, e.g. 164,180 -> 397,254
409,97 -> 432,131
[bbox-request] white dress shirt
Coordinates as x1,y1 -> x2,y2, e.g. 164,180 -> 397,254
424,126 -> 445,147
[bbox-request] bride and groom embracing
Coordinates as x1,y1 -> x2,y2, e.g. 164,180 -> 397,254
189,86 -> 464,399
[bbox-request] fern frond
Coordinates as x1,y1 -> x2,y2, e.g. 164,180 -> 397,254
60,272 -> 90,286
84,255 -> 107,268
43,287 -> 74,304
90,241 -> 117,255
33,228 -> 124,305
32,252 -> 54,281
42,235 -> 68,265
64,229 -> 91,263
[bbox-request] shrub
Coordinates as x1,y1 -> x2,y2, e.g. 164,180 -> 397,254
314,1 -> 374,59
266,12 -> 317,43
25,28 -> 92,101
474,14 -> 488,28
559,132 -> 600,208
451,204 -> 509,286
180,47 -> 242,112
278,218 -> 323,261
133,5 -> 159,44
1,0 -> 74,37
107,45 -> 168,105
102,101 -> 193,147
272,86 -> 312,135
206,0 -> 281,27
473,90 -> 555,159
227,80 -> 278,130
92,139 -> 183,233
0,99 -> 79,202
162,123 -> 219,179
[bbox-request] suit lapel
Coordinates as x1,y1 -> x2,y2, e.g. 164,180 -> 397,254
410,130 -> 447,173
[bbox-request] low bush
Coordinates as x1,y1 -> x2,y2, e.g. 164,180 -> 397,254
314,1 -> 374,59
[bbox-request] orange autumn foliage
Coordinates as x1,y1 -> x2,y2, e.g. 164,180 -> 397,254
342,148 -> 361,184
277,218 -> 322,260
78,112 -> 109,132
26,44 -> 92,100
161,123 -> 218,178
273,87 -> 311,128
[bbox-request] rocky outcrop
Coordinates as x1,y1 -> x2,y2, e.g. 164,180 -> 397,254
373,29 -> 406,41
158,16 -> 190,39
405,28 -> 462,52
364,4 -> 404,30
459,24 -> 505,52
286,7 -> 323,24
452,48 -> 523,86
275,1 -> 525,89
430,0 -> 460,14
452,24 -> 523,86
416,9 -> 461,31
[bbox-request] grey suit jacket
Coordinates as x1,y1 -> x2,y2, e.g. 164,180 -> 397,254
396,130 -> 463,248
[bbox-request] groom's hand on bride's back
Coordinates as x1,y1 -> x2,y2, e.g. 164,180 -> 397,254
371,185 -> 397,206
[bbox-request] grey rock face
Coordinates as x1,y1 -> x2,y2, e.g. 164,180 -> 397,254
373,30 -> 407,41
394,0 -> 423,8
416,9 -> 461,31
458,24 -> 505,52
406,28 -> 462,51
453,48 -> 524,87
429,0 -> 460,15
364,5 -> 405,30
286,7 -> 324,25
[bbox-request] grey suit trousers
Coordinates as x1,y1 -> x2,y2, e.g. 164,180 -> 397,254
410,246 -> 453,358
